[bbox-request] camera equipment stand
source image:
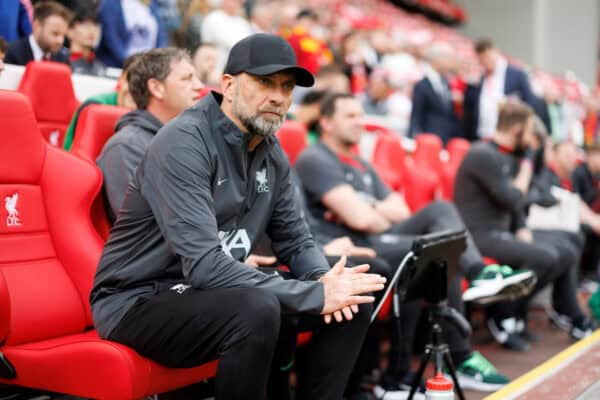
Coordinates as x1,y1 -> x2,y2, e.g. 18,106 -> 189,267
407,261 -> 471,400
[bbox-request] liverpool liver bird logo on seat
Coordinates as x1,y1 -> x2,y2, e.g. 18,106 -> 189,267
5,193 -> 21,227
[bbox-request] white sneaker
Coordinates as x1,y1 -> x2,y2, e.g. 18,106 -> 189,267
373,385 -> 425,400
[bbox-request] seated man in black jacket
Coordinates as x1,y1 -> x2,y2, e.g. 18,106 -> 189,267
455,100 -> 594,348
5,1 -> 71,66
90,34 -> 385,400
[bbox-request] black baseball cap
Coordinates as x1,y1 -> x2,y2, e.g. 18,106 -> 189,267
224,33 -> 315,87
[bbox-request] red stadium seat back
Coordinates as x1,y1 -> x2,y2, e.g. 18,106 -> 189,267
413,133 -> 443,174
17,62 -> 80,147
0,90 -> 102,346
403,160 -> 440,211
71,104 -> 129,162
446,137 -> 470,165
0,90 -> 217,398
276,120 -> 308,166
371,134 -> 406,190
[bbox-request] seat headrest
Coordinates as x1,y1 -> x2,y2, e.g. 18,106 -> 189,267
0,90 -> 46,183
18,61 -> 79,123
71,104 -> 129,161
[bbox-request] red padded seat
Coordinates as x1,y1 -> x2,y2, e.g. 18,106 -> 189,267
0,90 -> 217,399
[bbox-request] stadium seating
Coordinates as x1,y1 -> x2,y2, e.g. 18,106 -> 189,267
17,62 -> 80,147
413,133 -> 444,174
70,104 -> 129,239
0,90 -> 217,399
440,137 -> 471,200
276,120 -> 309,166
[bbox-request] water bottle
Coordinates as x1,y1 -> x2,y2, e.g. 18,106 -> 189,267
425,372 -> 454,400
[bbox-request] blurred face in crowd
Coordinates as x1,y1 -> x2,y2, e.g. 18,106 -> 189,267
513,115 -> 536,153
315,72 -> 350,93
587,149 -> 600,174
322,97 -> 364,147
477,48 -> 498,75
68,20 -> 101,52
224,71 -> 294,137
554,141 -> 579,175
222,0 -> 243,16
33,15 -> 69,54
150,59 -> 204,119
193,45 -> 218,79
368,75 -> 390,101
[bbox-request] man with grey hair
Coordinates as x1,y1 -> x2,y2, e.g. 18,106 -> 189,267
408,42 -> 463,143
97,47 -> 204,223
90,34 -> 384,400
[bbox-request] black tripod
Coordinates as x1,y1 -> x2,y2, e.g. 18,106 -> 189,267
406,261 -> 471,400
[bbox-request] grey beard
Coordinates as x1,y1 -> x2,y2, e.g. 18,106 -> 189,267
239,113 -> 283,137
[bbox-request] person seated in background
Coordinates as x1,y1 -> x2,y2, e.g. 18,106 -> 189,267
313,64 -> 351,93
68,9 -> 106,77
0,0 -> 32,43
90,33 -> 384,400
63,53 -> 140,151
296,92 -> 533,394
96,47 -> 202,222
454,99 -> 595,349
191,42 -> 221,87
290,89 -> 327,144
5,1 -> 71,66
408,42 -> 463,144
0,37 -> 7,76
573,142 -> 600,279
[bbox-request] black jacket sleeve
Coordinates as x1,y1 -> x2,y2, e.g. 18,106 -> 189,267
139,128 -> 325,314
267,157 -> 330,281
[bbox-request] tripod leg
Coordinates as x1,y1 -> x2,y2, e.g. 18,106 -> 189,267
442,350 -> 465,400
408,347 -> 431,400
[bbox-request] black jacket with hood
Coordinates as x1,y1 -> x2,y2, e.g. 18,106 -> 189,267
97,109 -> 163,223
91,92 -> 330,338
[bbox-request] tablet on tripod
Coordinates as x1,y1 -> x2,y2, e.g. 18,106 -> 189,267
370,229 -> 467,322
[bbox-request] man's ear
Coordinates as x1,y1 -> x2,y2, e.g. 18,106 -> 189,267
221,74 -> 236,103
147,78 -> 165,100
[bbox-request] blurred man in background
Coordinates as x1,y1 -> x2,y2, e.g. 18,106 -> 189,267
68,9 -> 105,76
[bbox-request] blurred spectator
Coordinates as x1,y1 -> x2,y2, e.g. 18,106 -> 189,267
291,89 -> 326,144
63,53 -> 140,150
201,0 -> 251,69
0,38 -> 7,76
463,39 -> 541,141
5,1 -> 71,65
68,9 -> 106,76
179,0 -> 209,50
277,2 -> 299,38
538,83 -> 568,141
286,8 -> 333,75
339,31 -> 374,94
360,69 -> 411,134
36,0 -> 98,10
97,47 -> 202,222
574,143 -> 600,278
314,64 -> 350,93
191,42 -> 220,87
0,0 -> 32,43
97,0 -> 166,68
154,0 -> 181,41
583,95 -> 600,147
249,2 -> 274,33
409,42 -> 463,143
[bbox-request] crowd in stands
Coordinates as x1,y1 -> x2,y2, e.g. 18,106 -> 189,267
3,1 -> 600,400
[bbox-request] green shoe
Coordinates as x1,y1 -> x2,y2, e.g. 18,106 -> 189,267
455,351 -> 509,392
463,264 -> 536,304
589,286 -> 600,321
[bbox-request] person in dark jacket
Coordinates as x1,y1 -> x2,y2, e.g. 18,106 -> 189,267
463,39 -> 543,141
409,42 -> 463,143
97,47 -> 203,222
67,9 -> 106,76
5,1 -> 71,65
90,34 -> 385,400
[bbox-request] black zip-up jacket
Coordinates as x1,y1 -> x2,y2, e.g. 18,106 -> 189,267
91,92 -> 329,338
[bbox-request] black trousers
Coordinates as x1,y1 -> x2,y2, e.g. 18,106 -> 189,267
474,229 -> 584,321
108,286 -> 372,400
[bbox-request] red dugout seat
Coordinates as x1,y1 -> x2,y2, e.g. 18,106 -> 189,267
17,62 -> 80,147
276,120 -> 308,166
70,104 -> 129,239
413,133 -> 443,174
0,90 -> 217,399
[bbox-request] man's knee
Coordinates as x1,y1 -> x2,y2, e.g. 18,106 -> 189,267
236,289 -> 281,339
427,200 -> 463,222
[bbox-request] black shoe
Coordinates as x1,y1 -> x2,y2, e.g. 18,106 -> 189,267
487,318 -> 530,352
519,329 -> 541,343
570,317 -> 596,341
